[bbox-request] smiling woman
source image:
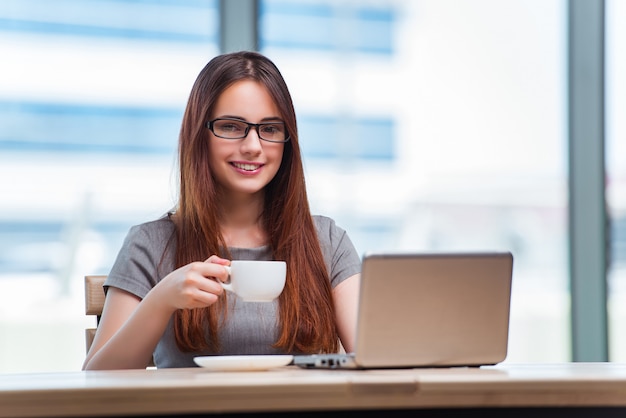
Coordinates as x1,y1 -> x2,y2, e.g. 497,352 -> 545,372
82,51 -> 362,370
206,80 -> 286,197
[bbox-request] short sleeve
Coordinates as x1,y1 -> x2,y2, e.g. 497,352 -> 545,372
313,215 -> 361,288
104,216 -> 176,299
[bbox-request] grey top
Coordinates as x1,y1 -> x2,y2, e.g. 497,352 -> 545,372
104,214 -> 361,368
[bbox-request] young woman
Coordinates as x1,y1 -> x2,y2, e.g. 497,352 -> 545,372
83,51 -> 361,370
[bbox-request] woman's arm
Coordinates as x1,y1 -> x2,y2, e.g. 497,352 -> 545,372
82,256 -> 230,370
332,273 -> 360,354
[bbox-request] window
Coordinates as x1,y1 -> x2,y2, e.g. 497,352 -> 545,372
0,0 -> 219,373
2,0 -> 612,372
261,0 -> 568,362
260,0 -> 394,54
607,0 -> 626,362
298,116 -> 395,160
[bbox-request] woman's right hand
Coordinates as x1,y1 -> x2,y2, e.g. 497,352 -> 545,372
151,255 -> 232,312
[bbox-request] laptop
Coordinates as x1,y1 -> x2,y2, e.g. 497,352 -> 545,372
293,251 -> 513,369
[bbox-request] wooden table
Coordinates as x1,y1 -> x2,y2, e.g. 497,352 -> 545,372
2,363 -> 626,417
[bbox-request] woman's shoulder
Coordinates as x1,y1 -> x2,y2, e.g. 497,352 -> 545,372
311,215 -> 348,242
106,213 -> 176,295
126,213 -> 176,243
312,214 -> 338,231
132,213 -> 175,231
311,215 -> 361,285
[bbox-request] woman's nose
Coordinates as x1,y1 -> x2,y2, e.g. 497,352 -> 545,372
239,127 -> 263,154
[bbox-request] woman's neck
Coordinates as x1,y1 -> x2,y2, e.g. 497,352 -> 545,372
218,192 -> 267,248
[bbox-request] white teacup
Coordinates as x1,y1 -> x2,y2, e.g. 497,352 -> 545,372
221,260 -> 286,302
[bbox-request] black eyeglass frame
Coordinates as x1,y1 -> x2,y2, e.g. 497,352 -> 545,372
206,118 -> 291,143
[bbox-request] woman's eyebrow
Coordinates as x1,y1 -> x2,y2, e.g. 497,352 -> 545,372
215,114 -> 245,121
215,115 -> 284,122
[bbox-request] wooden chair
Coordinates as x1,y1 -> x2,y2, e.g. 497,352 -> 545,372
84,275 -> 107,354
84,275 -> 155,367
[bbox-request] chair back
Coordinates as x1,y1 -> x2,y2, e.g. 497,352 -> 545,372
84,275 -> 107,354
84,275 -> 155,367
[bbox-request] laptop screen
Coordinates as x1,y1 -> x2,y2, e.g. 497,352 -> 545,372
353,251 -> 513,368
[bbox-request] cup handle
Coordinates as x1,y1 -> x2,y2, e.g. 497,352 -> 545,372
220,265 -> 233,292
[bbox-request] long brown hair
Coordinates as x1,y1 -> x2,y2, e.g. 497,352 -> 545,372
172,51 -> 338,354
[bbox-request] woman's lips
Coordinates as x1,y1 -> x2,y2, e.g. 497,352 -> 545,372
231,161 -> 263,173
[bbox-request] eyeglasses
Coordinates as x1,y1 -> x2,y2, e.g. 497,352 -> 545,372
207,118 -> 290,143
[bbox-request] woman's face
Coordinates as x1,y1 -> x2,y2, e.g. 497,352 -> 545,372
208,80 -> 285,200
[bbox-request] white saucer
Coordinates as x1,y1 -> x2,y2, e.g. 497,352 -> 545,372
193,355 -> 294,371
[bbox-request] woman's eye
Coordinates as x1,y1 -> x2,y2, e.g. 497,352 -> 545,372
261,124 -> 282,135
221,123 -> 243,132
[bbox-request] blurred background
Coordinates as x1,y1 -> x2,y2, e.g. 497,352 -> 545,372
0,0 -> 623,373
